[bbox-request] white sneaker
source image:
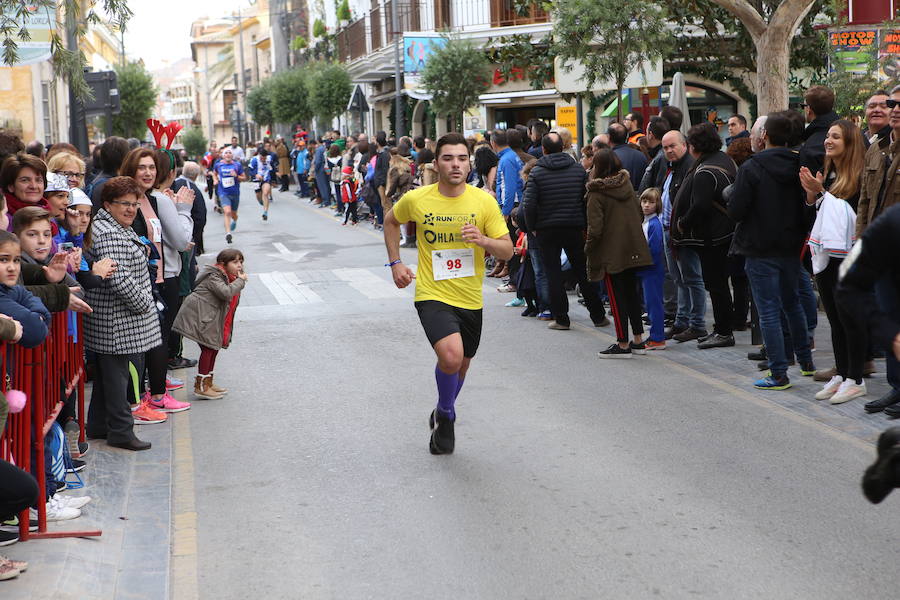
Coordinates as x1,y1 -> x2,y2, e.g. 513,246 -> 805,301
815,375 -> 844,400
830,379 -> 867,405
31,497 -> 81,522
54,494 -> 91,510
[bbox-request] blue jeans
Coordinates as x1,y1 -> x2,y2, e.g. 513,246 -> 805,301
527,233 -> 550,311
875,275 -> 900,392
664,231 -> 706,329
298,178 -> 310,197
315,170 -> 332,206
745,256 -> 813,377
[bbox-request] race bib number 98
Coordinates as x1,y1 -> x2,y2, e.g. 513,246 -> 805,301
432,248 -> 475,281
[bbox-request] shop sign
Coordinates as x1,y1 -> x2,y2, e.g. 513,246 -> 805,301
1,4 -> 53,65
556,106 -> 577,143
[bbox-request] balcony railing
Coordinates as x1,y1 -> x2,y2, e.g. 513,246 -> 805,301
353,0 -> 548,64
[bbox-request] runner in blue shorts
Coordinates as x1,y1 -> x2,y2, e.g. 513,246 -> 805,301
213,147 -> 246,244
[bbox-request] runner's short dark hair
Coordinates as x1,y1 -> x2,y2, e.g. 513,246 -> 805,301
435,133 -> 469,157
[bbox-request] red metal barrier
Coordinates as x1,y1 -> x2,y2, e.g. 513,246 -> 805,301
0,311 -> 101,541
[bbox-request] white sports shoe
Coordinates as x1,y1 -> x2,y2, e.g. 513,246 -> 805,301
54,494 -> 91,510
814,375 -> 844,400
30,497 -> 81,522
830,379 -> 867,405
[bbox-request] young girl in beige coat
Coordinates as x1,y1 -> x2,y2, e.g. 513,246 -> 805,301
172,249 -> 247,399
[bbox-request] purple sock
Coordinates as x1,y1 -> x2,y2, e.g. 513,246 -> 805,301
435,365 -> 459,420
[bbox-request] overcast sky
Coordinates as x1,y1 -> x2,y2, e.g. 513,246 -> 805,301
122,0 -> 248,70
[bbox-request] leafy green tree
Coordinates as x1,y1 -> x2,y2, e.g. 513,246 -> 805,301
701,0 -> 820,116
246,78 -> 276,129
313,18 -> 327,38
111,61 -> 157,139
553,0 -> 670,122
667,0 -> 830,115
337,0 -> 351,21
421,36 -> 491,130
270,67 -> 312,125
308,62 -> 352,123
181,127 -> 207,160
1,0 -> 132,98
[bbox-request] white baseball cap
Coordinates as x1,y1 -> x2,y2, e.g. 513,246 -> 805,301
67,188 -> 91,208
45,172 -> 70,193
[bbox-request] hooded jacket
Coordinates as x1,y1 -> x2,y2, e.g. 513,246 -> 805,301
172,264 -> 245,350
0,283 -> 50,348
670,151 -> 737,247
584,170 -> 653,280
727,147 -> 812,258
521,152 -> 588,232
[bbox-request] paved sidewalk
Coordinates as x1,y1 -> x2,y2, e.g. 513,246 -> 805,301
3,386 -> 181,600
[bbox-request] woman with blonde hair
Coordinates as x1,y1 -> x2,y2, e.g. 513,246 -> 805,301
47,151 -> 86,189
553,127 -> 577,158
799,118 -> 867,405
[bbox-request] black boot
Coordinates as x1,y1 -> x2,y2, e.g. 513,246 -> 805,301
862,428 -> 900,503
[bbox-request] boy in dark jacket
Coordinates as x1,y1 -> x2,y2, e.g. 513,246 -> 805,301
728,112 -> 815,390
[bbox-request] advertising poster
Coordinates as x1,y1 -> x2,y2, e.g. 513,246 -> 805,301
0,4 -> 53,65
403,36 -> 446,91
828,29 -> 877,74
880,29 -> 900,80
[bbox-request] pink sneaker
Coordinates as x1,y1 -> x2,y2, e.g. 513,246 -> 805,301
147,393 -> 191,413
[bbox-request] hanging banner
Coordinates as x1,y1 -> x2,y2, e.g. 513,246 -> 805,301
403,35 -> 446,91
0,5 -> 53,66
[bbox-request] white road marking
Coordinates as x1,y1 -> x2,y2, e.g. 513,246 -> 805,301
267,242 -> 310,263
258,272 -> 322,304
332,268 -> 410,299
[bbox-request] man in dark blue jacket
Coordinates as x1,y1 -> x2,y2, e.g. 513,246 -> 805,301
521,133 -> 607,329
728,112 -> 815,391
609,123 -> 648,190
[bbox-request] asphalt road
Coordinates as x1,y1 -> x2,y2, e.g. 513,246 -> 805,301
182,185 -> 899,599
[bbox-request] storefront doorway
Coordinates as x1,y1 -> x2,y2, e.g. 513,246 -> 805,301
491,104 -> 556,130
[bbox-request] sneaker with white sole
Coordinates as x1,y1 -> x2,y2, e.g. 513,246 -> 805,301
148,393 -> 191,413
597,343 -> 632,359
54,494 -> 91,510
132,400 -> 167,424
64,420 -> 82,458
815,375 -> 844,400
830,379 -> 867,405
30,497 -> 80,522
505,297 -> 525,307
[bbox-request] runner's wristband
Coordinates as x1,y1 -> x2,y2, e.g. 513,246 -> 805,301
386,259 -> 402,267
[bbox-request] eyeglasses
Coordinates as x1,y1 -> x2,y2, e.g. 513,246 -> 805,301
887,99 -> 900,109
54,170 -> 85,179
111,201 -> 140,209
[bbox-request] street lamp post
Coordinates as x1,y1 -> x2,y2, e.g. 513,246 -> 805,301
391,0 -> 405,138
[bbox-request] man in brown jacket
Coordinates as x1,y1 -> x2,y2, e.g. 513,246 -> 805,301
275,136 -> 291,191
857,84 -> 900,412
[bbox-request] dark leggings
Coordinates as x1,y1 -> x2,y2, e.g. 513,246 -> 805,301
697,244 -> 735,336
0,459 -> 39,520
344,201 -> 358,224
607,269 -> 644,343
198,345 -> 218,375
817,258 -> 866,382
144,277 -> 181,395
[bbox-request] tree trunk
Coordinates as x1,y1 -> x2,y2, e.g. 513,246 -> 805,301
754,30 -> 791,117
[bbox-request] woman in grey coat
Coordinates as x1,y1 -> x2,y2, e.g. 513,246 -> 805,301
83,177 -> 162,451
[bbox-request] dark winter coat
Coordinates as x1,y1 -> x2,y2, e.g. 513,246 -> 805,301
0,284 -> 50,348
727,147 -> 812,258
799,110 -> 839,175
638,151 -> 694,204
857,137 -> 900,238
670,151 -> 737,247
613,144 -> 649,190
172,264 -> 245,350
584,170 -> 653,280
521,152 -> 588,232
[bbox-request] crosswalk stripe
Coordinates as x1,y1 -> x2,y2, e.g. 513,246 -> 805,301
332,268 -> 410,299
258,272 -> 323,305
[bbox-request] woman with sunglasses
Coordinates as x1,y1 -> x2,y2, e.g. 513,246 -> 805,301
47,151 -> 86,189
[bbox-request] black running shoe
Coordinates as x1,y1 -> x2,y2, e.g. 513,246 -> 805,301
67,459 -> 86,473
429,410 -> 455,455
226,233 -> 232,244
597,343 -> 632,359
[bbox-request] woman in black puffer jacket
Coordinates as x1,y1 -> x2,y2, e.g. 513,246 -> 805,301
670,122 -> 738,349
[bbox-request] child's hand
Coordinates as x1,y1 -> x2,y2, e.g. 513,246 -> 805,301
92,258 -> 117,279
67,247 -> 82,271
239,273 -> 248,281
43,253 -> 68,283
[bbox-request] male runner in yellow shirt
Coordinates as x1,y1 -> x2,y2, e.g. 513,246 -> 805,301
384,132 -> 514,454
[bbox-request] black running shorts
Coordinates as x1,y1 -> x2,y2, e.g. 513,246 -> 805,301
414,300 -> 483,358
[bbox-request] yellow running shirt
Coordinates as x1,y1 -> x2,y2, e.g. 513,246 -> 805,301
393,183 -> 509,310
